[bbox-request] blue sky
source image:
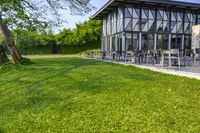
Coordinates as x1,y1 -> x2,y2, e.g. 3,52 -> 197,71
57,0 -> 200,32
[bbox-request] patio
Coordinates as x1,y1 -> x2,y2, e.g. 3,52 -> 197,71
85,51 -> 200,80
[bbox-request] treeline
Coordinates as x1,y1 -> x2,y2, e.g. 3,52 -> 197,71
0,19 -> 102,55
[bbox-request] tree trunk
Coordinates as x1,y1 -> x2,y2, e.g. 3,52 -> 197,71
0,14 -> 22,64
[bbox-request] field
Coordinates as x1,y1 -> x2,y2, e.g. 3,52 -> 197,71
0,55 -> 200,132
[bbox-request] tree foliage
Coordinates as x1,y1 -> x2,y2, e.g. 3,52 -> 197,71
0,34 -> 3,44
0,0 -> 95,30
56,19 -> 102,46
13,19 -> 101,55
0,0 -> 94,63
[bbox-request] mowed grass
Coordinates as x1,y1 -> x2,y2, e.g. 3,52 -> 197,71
0,56 -> 200,132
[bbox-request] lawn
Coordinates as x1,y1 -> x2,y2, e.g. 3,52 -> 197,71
0,56 -> 199,132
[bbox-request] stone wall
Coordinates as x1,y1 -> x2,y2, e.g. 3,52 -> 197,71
192,25 -> 200,49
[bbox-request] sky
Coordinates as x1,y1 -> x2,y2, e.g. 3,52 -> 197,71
55,0 -> 107,32
57,0 -> 200,32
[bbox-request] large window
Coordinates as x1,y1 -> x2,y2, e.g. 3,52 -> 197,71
141,34 -> 154,50
157,10 -> 163,32
124,6 -> 140,31
126,33 -> 132,51
117,8 -> 123,32
171,12 -> 177,33
198,14 -> 200,24
106,15 -> 111,35
117,34 -> 123,52
141,9 -> 156,32
103,18 -> 107,37
171,35 -> 182,49
184,12 -> 196,34
125,7 -> 133,31
141,9 -> 148,32
177,12 -> 183,33
142,34 -> 148,50
111,36 -> 116,51
163,34 -> 169,49
149,10 -> 156,31
148,34 -> 154,50
184,35 -> 191,49
157,34 -> 162,49
133,34 -> 139,51
111,13 -> 117,34
157,10 -> 170,33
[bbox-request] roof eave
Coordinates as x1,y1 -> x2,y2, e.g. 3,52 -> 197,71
92,0 -> 200,20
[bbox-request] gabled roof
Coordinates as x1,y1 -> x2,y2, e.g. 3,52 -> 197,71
92,0 -> 200,19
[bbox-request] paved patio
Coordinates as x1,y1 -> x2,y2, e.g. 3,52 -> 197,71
88,58 -> 200,80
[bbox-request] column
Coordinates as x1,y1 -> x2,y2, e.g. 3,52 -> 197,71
101,38 -> 103,51
154,33 -> 157,50
122,32 -> 126,51
139,32 -> 142,50
110,36 -> 112,51
115,34 -> 118,51
182,35 -> 185,50
105,37 -> 107,51
168,34 -> 171,50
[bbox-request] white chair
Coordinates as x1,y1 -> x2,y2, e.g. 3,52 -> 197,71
161,49 -> 181,68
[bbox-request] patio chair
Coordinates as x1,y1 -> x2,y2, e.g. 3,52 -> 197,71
125,51 -> 134,62
121,51 -> 126,62
107,51 -> 115,60
161,49 -> 181,68
114,51 -> 121,62
145,50 -> 158,65
134,50 -> 144,64
100,51 -> 106,60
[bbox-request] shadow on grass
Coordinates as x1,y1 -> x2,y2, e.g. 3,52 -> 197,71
0,58 -> 108,113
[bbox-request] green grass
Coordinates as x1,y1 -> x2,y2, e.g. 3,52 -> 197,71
0,56 -> 200,132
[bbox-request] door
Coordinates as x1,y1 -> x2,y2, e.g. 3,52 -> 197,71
171,34 -> 182,49
117,34 -> 123,53
157,34 -> 169,50
141,33 -> 154,51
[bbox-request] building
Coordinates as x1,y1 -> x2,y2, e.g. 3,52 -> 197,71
92,0 -> 200,53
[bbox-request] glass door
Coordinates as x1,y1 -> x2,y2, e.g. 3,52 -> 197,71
117,34 -> 123,53
176,35 -> 182,50
148,34 -> 154,50
142,33 -> 154,51
142,34 -> 148,50
184,35 -> 191,50
133,33 -> 139,51
171,34 -> 182,49
162,34 -> 169,50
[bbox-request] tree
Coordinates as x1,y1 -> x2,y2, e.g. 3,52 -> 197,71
14,30 -> 37,55
0,0 -> 94,64
56,19 -> 101,46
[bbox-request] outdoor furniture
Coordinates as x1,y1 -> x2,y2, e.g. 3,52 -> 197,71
96,52 -> 101,59
100,51 -> 106,60
85,52 -> 92,58
111,51 -> 117,60
105,52 -> 111,60
120,51 -> 126,62
125,51 -> 134,62
134,50 -> 144,64
161,49 -> 181,68
144,50 -> 158,65
114,52 -> 120,61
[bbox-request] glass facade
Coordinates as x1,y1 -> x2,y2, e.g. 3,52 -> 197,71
101,4 -> 200,52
